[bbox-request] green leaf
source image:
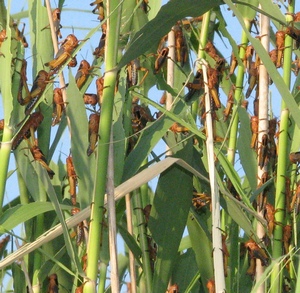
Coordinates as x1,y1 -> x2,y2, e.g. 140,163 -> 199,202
28,0 -> 55,156
237,106 -> 257,192
118,223 -> 143,266
236,0 -> 258,20
122,114 -> 174,181
172,248 -> 200,293
118,0 -> 223,69
187,210 -> 213,286
12,263 -> 27,293
0,202 -> 71,232
149,139 -> 193,292
66,71 -> 97,208
216,150 -> 253,210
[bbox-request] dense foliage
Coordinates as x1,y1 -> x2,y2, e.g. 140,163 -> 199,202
1,0 -> 300,292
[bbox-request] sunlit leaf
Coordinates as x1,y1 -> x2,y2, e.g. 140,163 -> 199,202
0,202 -> 71,232
118,0 -> 223,69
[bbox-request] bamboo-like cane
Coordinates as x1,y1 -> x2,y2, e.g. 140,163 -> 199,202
255,7 -> 270,293
200,58 -> 226,292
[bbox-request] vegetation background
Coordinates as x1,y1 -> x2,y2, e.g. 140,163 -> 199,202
1,0 -> 300,292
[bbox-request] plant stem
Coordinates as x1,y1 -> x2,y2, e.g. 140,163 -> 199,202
166,27 -> 175,156
255,8 -> 269,293
202,59 -> 226,291
271,21 -> 294,293
0,2 -> 12,212
227,23 -> 250,164
191,11 -> 210,121
97,262 -> 108,293
84,0 -> 122,292
0,126 -> 12,211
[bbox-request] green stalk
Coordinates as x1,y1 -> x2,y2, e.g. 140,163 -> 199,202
0,1 -> 12,212
271,8 -> 294,292
0,127 -> 12,211
97,262 -> 108,293
84,0 -> 122,292
226,22 -> 250,164
132,189 -> 153,292
191,11 -> 210,121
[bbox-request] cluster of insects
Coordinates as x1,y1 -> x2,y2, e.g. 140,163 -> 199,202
0,5 -> 105,291
180,8 -> 300,287
2,0 -> 300,291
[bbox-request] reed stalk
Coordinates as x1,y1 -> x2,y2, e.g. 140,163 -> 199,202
84,0 -> 122,292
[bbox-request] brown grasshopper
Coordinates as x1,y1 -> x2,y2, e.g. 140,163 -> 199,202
275,30 -> 285,68
90,0 -> 104,20
87,112 -> 100,156
28,139 -> 55,179
285,26 -> 300,49
42,8 -> 63,39
12,22 -> 28,47
93,23 -> 106,58
52,88 -> 66,126
173,24 -> 187,67
245,238 -> 269,267
12,112 -> 44,150
47,273 -> 58,293
84,93 -> 99,107
127,59 -> 149,87
66,155 -> 78,206
45,34 -> 81,73
75,60 -> 94,90
24,70 -> 50,115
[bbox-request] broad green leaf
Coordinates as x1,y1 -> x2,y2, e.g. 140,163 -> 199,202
178,235 -> 192,252
122,92 -> 206,182
148,0 -> 161,20
149,139 -> 193,292
236,0 -> 258,20
187,210 -> 214,287
14,143 -> 46,202
67,71 -> 96,208
172,248 -> 200,293
118,0 -> 223,69
12,263 -> 26,293
0,202 -> 71,232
